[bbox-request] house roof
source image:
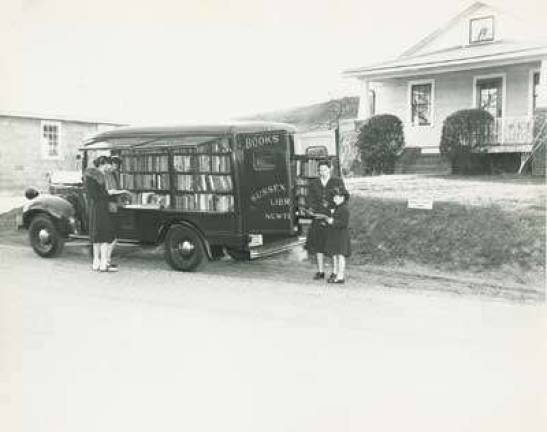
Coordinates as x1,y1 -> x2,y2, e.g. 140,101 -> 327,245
343,1 -> 547,80
343,41 -> 547,79
0,109 -> 122,126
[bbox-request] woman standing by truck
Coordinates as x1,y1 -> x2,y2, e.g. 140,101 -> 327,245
84,156 -> 118,272
306,159 -> 349,280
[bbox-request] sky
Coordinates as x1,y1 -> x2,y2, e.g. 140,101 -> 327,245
0,0 -> 545,124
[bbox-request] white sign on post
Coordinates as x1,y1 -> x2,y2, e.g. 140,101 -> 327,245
407,198 -> 434,210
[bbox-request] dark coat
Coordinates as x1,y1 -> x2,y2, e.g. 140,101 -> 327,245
306,176 -> 348,254
84,167 -> 116,243
325,203 -> 351,257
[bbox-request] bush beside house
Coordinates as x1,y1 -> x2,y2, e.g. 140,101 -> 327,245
439,109 -> 494,174
357,114 -> 405,175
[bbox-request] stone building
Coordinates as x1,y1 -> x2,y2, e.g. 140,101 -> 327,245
0,111 -> 121,191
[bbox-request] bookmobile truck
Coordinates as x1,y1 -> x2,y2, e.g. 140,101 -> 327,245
20,122 -> 339,271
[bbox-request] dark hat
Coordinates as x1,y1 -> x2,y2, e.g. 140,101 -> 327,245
93,155 -> 111,167
332,186 -> 348,198
318,159 -> 331,168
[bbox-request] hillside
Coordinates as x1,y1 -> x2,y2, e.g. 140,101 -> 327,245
241,96 -> 359,131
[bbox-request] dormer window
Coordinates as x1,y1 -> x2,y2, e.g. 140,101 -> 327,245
469,16 -> 495,44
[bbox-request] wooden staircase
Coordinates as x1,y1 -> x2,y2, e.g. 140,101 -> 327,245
394,148 -> 451,174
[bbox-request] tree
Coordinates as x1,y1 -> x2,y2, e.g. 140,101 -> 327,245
356,114 -> 405,175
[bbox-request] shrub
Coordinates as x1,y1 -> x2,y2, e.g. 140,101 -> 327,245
357,114 -> 404,175
440,109 -> 494,174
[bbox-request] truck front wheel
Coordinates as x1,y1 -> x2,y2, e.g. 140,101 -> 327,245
164,225 -> 207,271
28,214 -> 65,257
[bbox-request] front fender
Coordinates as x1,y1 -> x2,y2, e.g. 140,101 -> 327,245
22,194 -> 76,228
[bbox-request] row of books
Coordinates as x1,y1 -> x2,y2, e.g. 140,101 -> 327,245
172,155 -> 231,173
120,173 -> 170,190
128,192 -> 171,208
121,154 -> 169,172
295,177 -> 310,208
297,160 -> 322,178
174,194 -> 235,212
176,174 -> 233,192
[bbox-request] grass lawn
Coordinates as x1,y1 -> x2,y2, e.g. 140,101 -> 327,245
345,174 -> 545,287
346,174 -> 545,214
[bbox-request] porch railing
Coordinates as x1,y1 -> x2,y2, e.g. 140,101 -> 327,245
493,116 -> 534,145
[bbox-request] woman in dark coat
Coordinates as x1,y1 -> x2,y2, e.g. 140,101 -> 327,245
325,187 -> 351,284
306,160 -> 349,280
84,156 -> 117,272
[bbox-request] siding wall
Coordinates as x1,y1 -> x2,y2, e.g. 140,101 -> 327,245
374,62 -> 540,151
0,117 -> 114,190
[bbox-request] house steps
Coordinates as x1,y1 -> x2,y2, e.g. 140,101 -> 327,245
394,148 -> 451,175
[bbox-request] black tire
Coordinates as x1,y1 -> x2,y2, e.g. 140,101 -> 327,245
164,225 -> 207,271
28,214 -> 65,258
226,247 -> 250,261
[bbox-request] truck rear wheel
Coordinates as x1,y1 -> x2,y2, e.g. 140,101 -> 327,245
28,214 -> 65,257
164,225 -> 207,271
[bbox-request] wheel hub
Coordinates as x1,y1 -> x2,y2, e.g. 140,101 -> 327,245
38,228 -> 51,244
178,240 -> 195,255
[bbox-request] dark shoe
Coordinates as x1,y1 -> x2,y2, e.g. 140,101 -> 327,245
327,273 -> 337,283
333,278 -> 345,284
313,272 -> 325,280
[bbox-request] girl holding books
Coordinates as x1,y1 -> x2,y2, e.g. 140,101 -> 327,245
324,187 -> 351,284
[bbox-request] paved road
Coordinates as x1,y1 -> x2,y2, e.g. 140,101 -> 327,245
1,244 -> 546,432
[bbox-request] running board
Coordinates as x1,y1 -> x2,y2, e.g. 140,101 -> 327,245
249,236 -> 307,259
68,234 -> 140,245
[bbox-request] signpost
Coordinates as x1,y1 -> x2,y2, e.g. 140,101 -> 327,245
407,198 -> 434,210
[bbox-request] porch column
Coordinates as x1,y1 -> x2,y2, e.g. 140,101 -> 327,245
537,58 -> 547,109
357,78 -> 371,120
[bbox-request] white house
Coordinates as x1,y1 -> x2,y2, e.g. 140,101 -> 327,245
343,1 -> 547,173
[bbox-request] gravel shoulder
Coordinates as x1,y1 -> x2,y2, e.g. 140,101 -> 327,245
1,228 -> 543,303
